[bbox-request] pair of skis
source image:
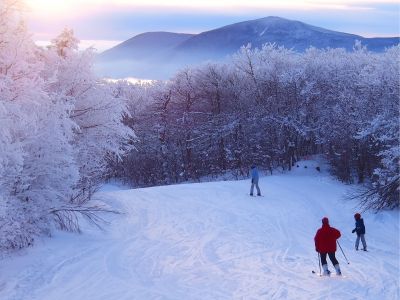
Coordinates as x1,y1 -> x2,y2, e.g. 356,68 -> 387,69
312,270 -> 346,278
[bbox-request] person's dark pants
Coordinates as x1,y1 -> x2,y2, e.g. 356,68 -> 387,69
320,252 -> 339,266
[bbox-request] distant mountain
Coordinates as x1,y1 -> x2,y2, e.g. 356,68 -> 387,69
100,32 -> 194,61
173,16 -> 398,61
96,16 -> 399,79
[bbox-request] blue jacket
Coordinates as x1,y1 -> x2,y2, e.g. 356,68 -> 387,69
251,167 -> 259,180
354,219 -> 366,235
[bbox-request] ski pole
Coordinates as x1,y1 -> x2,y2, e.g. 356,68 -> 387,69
318,252 -> 321,275
337,241 -> 350,264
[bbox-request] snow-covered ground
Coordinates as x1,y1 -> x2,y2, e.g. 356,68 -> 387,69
1,160 -> 399,300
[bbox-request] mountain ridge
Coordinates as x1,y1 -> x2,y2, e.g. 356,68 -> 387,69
96,16 -> 399,79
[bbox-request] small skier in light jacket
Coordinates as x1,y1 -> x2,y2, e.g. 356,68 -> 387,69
352,213 -> 367,251
250,165 -> 261,196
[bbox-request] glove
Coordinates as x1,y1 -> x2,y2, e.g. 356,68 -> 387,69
352,229 -> 356,233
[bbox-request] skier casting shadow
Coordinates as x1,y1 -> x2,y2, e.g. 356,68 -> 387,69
314,217 -> 342,276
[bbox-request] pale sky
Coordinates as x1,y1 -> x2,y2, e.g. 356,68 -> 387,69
26,0 -> 400,51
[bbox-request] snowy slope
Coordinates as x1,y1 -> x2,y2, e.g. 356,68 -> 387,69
1,160 -> 399,300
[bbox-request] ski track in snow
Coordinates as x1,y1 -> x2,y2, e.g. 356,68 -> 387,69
1,160 -> 399,300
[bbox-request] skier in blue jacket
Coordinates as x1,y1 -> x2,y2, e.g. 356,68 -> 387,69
250,165 -> 261,196
352,213 -> 367,251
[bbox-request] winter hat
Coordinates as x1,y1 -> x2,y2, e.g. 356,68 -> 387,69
322,217 -> 329,225
354,213 -> 361,220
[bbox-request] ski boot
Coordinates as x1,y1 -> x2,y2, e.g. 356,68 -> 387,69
322,264 -> 331,276
334,264 -> 342,276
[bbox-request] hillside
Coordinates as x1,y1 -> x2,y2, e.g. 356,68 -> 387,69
96,16 -> 400,79
96,32 -> 194,79
171,16 -> 392,62
100,32 -> 194,61
1,159 -> 399,299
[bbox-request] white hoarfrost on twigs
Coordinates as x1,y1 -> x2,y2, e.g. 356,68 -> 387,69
0,2 -> 135,251
1,159 -> 399,300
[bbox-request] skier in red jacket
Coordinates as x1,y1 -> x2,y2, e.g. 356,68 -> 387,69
314,217 -> 342,276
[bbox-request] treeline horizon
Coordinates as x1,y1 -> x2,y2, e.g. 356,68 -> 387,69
110,43 -> 399,211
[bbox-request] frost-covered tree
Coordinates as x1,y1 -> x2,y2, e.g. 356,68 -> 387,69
43,29 -> 135,203
0,5 -> 135,251
112,43 -> 399,211
352,46 -> 400,209
355,115 -> 399,209
0,1 -> 78,250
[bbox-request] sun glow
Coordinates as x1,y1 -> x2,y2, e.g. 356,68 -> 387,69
26,0 -> 73,15
25,0 -> 400,16
25,0 -> 399,40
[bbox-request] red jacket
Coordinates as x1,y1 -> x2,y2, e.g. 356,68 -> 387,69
314,224 -> 341,253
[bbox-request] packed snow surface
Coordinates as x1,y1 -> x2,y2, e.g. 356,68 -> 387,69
1,160 -> 399,299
